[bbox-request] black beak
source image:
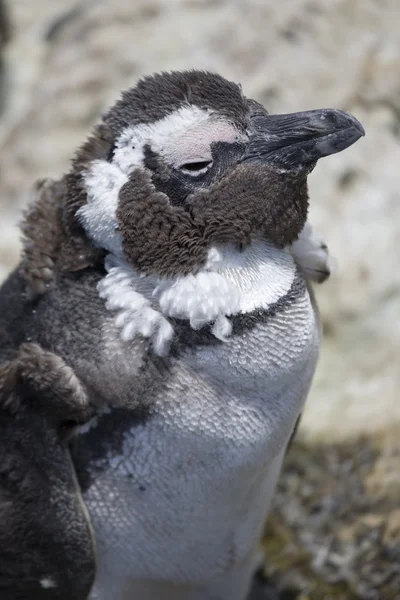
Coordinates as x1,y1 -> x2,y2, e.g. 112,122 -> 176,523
242,109 -> 365,169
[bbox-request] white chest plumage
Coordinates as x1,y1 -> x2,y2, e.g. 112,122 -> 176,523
78,242 -> 321,600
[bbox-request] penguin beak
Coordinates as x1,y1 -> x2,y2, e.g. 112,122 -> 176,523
243,108 -> 365,169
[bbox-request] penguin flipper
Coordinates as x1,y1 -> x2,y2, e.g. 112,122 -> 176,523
0,344 -> 96,599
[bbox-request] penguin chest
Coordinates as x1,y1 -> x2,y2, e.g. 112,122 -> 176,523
75,280 -> 320,583
177,279 -> 321,468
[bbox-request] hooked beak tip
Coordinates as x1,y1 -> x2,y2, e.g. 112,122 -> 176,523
309,109 -> 365,138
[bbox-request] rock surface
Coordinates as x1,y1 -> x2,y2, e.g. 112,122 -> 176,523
0,1 -> 399,597
264,434 -> 400,599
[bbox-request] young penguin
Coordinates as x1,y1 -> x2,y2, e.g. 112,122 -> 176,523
0,71 -> 364,600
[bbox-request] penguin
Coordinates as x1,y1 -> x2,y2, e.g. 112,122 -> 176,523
0,70 -> 364,600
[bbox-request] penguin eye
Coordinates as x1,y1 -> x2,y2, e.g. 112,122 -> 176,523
179,160 -> 213,175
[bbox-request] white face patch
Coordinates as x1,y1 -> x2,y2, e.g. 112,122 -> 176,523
112,105 -> 244,175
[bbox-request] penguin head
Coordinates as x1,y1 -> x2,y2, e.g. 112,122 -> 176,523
65,70 -> 364,276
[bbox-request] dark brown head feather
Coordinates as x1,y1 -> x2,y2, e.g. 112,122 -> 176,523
117,169 -> 209,277
20,178 -> 103,298
104,70 -> 249,136
192,163 -> 309,250
117,164 -> 308,277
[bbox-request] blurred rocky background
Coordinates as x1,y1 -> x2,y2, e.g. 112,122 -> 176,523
0,1 -> 399,598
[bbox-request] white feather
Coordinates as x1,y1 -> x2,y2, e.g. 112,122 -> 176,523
98,258 -> 174,356
211,314 -> 233,341
290,220 -> 336,282
112,105 -> 214,172
77,160 -> 127,256
97,241 -> 296,355
40,577 -> 57,589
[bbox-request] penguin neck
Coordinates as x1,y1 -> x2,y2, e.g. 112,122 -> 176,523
207,240 -> 297,314
96,241 -> 299,355
103,239 -> 298,323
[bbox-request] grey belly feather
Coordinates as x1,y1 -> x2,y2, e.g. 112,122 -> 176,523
72,274 -> 320,598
